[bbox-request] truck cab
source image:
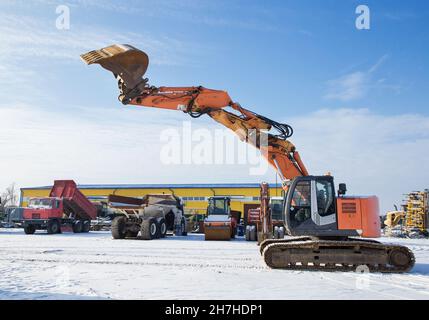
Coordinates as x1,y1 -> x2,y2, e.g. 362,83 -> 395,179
23,197 -> 68,234
24,197 -> 64,220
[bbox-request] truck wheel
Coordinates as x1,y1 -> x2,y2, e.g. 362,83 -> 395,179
141,218 -> 157,240
159,218 -> 167,238
72,220 -> 83,233
24,224 -> 36,235
111,216 -> 127,239
82,220 -> 91,233
154,219 -> 162,239
47,220 -> 61,234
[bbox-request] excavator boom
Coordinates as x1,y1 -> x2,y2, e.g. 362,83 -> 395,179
81,44 -> 308,184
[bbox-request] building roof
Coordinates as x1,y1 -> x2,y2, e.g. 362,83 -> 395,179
21,183 -> 282,191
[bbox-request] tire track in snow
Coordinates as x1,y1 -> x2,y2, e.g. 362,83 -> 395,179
0,248 -> 258,262
0,257 -> 267,271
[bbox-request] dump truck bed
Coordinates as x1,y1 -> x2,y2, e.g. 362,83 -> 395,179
50,180 -> 97,220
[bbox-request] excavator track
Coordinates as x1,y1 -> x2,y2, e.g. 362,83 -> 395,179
259,237 -> 313,255
262,238 -> 415,273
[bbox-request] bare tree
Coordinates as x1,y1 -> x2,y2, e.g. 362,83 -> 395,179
0,183 -> 19,212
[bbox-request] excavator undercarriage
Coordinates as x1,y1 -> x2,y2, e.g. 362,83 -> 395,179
260,237 -> 415,272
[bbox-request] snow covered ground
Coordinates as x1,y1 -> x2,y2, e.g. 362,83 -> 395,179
0,228 -> 429,300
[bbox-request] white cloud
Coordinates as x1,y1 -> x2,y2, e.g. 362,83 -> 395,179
368,54 -> 389,74
0,103 -> 274,193
324,71 -> 368,101
3,0 -> 279,32
0,9 -> 198,104
1,104 -> 428,215
290,108 -> 429,214
324,55 -> 400,102
0,12 -> 190,66
0,104 -> 172,188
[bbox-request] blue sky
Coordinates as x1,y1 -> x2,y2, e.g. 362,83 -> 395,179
0,0 -> 428,212
1,0 -> 428,116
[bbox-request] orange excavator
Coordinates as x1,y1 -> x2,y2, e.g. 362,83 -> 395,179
81,44 -> 415,272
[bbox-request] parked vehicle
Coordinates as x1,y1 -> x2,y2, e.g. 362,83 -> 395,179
204,196 -> 240,241
245,197 -> 285,241
109,194 -> 187,240
3,206 -> 25,227
22,180 -> 97,234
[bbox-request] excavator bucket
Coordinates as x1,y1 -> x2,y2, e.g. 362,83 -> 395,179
204,221 -> 232,241
80,44 -> 149,91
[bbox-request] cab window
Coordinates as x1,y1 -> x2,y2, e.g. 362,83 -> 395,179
316,180 -> 335,217
292,181 -> 311,206
290,180 -> 311,224
208,198 -> 229,215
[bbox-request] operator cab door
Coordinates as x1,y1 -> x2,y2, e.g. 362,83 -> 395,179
284,176 -> 355,237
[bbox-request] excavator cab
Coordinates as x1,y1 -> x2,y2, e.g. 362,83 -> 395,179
283,175 -> 358,238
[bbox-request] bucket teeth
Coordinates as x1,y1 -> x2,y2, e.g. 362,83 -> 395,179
80,44 -> 138,65
80,49 -> 110,65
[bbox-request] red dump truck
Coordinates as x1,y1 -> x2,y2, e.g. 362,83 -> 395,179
22,180 -> 97,234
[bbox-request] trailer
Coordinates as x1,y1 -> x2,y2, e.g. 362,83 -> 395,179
3,206 -> 25,227
22,180 -> 97,234
109,194 -> 187,240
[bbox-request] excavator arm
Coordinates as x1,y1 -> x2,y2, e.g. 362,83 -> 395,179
81,44 -> 308,184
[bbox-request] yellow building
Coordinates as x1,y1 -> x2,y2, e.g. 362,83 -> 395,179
20,183 -> 282,220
